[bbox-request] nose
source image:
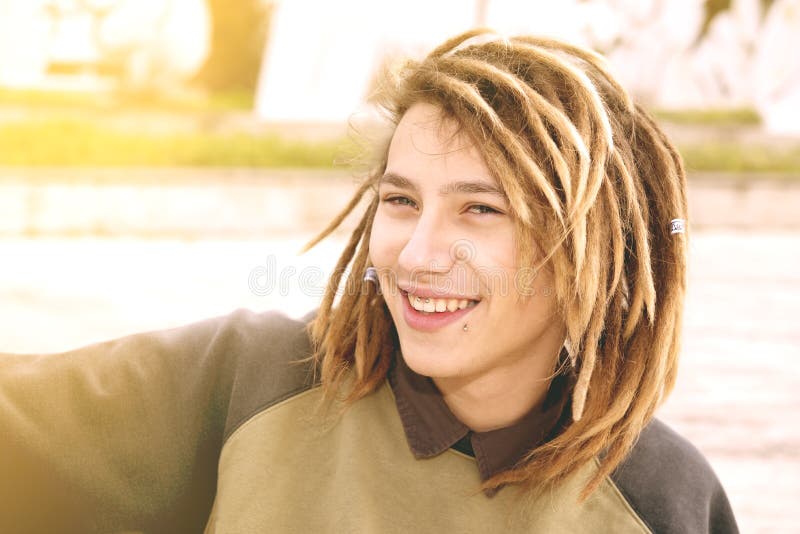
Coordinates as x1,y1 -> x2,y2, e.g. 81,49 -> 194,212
397,212 -> 455,279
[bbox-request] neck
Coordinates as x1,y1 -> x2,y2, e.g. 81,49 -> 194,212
434,348 -> 560,432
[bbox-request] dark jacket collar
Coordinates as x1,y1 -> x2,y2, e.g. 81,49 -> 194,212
388,351 -> 571,493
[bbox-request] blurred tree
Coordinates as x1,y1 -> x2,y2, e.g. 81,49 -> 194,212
695,0 -> 777,45
193,0 -> 272,96
759,0 -> 777,18
696,0 -> 731,45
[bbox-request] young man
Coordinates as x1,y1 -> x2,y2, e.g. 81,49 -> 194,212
1,30 -> 738,533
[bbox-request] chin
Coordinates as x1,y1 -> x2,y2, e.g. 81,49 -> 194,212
399,344 -> 465,379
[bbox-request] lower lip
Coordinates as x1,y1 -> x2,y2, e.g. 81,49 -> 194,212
401,292 -> 479,332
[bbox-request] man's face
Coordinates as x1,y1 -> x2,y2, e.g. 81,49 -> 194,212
369,102 -> 566,392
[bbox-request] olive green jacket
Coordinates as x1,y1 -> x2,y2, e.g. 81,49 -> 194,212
0,310 -> 738,533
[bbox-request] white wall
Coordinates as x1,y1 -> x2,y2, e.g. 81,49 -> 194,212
255,0 -> 800,133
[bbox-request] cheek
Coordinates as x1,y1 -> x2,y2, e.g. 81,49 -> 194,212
470,239 -> 518,295
368,214 -> 402,269
516,270 -> 560,322
477,224 -> 518,269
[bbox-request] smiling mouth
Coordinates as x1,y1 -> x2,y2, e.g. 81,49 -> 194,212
403,291 -> 480,314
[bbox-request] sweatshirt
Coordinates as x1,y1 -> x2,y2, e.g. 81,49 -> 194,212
0,309 -> 739,533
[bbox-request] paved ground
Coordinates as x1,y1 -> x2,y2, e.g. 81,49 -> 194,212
3,169 -> 800,238
1,231 -> 798,532
658,232 -> 800,533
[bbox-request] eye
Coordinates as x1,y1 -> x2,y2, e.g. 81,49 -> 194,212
466,204 -> 502,215
382,195 -> 418,209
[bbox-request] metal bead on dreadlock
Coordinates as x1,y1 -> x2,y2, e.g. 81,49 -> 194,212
669,218 -> 686,235
363,267 -> 381,294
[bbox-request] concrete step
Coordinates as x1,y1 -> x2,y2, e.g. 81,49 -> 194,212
1,168 -> 799,237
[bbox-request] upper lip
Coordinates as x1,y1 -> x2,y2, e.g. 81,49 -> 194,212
399,284 -> 481,301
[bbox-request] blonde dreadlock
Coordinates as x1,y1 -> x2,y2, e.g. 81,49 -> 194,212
304,29 -> 688,500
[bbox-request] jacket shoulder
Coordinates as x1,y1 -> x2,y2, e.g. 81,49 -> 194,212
610,418 -> 739,534
79,307 -> 318,443
211,308 -> 318,441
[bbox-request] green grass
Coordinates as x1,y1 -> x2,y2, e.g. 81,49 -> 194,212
0,120 -> 342,167
114,88 -> 256,112
1,119 -> 799,173
653,107 -> 761,126
679,142 -> 800,174
204,89 -> 256,111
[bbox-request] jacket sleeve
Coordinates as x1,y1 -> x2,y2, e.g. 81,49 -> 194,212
610,419 -> 739,534
0,309 -> 302,534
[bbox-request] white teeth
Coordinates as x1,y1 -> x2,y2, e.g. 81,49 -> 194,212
407,293 -> 478,313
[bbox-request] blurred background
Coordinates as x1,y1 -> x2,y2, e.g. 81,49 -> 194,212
0,0 -> 798,531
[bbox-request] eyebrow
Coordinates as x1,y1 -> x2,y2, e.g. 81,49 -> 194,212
379,172 -> 507,198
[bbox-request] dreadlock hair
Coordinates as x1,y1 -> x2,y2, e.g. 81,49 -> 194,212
303,28 -> 688,500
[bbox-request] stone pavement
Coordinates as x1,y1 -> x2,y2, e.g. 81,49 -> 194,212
659,232 -> 800,533
1,231 -> 798,532
2,168 -> 800,238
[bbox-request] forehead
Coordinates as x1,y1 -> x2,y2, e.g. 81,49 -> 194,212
386,102 -> 495,187
392,102 -> 463,148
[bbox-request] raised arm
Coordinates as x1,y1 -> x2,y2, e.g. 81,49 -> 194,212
0,309 -> 313,533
